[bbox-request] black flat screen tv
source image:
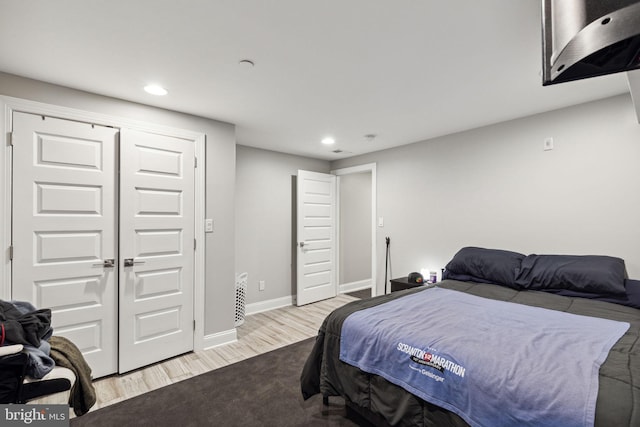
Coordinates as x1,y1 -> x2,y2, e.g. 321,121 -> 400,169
542,0 -> 640,85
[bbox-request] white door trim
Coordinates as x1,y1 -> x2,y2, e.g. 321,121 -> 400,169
331,163 -> 377,297
0,95 -> 207,351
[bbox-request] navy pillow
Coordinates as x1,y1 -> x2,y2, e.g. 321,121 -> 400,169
623,279 -> 640,308
443,247 -> 525,288
514,254 -> 627,296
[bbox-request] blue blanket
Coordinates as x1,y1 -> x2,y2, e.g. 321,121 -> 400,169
340,287 -> 629,427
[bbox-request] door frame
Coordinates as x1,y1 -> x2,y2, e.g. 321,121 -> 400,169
331,163 -> 377,297
0,95 -> 208,350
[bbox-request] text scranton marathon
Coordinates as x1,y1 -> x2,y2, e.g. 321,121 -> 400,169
397,342 -> 466,378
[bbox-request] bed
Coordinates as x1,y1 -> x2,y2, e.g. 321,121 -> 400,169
300,247 -> 640,427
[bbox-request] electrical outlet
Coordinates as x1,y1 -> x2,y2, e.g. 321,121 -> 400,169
259,280 -> 265,291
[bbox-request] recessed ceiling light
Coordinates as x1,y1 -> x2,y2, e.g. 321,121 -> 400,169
144,84 -> 168,96
321,137 -> 335,145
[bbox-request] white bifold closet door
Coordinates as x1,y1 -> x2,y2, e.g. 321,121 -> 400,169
11,112 -> 195,377
118,129 -> 194,373
12,112 -> 119,377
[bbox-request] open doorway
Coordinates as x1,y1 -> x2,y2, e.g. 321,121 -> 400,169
333,163 -> 377,297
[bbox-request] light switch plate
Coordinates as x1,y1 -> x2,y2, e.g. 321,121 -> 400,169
205,218 -> 214,233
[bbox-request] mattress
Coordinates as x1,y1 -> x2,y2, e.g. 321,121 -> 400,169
300,280 -> 640,426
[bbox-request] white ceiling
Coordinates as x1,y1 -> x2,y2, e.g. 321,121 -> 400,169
0,0 -> 632,160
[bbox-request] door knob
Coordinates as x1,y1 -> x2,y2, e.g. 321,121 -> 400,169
124,258 -> 145,267
92,259 -> 115,268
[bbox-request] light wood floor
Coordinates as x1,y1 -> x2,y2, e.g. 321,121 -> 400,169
35,293 -> 359,416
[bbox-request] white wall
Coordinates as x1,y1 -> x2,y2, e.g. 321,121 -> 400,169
339,172 -> 372,284
331,94 -> 640,295
0,72 -> 237,336
235,145 -> 330,305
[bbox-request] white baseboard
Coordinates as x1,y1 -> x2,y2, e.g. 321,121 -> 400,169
245,295 -> 294,316
202,328 -> 237,350
339,279 -> 372,294
243,283 -> 371,318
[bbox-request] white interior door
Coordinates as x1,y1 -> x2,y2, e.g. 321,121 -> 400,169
296,170 -> 337,306
11,112 -> 118,378
118,129 -> 195,373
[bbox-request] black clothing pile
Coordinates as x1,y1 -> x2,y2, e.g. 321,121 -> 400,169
0,300 -> 51,347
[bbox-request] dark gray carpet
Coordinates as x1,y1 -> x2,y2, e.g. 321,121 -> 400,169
71,338 -> 363,427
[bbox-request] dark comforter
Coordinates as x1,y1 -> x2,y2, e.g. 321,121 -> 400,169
300,280 -> 640,427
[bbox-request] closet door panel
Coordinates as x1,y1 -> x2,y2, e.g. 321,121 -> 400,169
118,129 -> 195,373
12,112 -> 118,378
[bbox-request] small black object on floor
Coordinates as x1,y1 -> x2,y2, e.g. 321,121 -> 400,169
346,289 -> 372,299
